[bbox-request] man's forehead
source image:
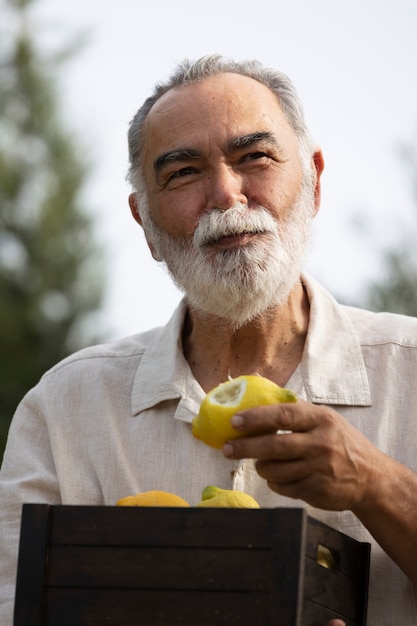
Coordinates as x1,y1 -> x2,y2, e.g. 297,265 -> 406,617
142,74 -> 291,155
146,72 -> 283,124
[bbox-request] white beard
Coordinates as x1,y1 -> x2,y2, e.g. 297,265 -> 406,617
139,179 -> 315,329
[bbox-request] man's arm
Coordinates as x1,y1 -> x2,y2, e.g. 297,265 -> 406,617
223,399 -> 417,586
0,393 -> 61,625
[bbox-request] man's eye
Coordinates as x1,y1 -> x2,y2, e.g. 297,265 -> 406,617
243,151 -> 270,162
169,166 -> 196,180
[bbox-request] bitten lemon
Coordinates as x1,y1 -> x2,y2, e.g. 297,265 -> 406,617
192,374 -> 297,449
197,485 -> 260,509
116,490 -> 190,507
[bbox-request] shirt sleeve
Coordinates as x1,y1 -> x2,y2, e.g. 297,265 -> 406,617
0,389 -> 61,624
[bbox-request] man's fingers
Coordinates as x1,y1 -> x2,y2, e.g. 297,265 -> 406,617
223,431 -> 307,462
230,398 -> 325,435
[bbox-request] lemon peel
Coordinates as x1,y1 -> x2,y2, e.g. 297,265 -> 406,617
116,490 -> 190,507
192,374 -> 297,449
197,485 -> 260,508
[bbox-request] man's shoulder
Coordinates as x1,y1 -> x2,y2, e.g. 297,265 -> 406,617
342,304 -> 417,348
44,327 -> 163,379
306,274 -> 417,348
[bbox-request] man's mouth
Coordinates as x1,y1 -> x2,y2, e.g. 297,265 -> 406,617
209,230 -> 263,248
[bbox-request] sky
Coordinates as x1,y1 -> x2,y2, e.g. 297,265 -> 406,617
31,0 -> 417,340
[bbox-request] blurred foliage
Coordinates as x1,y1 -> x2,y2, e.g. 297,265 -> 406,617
362,138 -> 417,316
366,246 -> 417,315
0,0 -> 104,460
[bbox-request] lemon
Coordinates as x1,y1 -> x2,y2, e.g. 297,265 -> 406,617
197,485 -> 260,509
192,374 -> 297,449
116,490 -> 190,507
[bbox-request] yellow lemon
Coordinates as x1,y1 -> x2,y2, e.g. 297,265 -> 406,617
192,374 -> 297,449
197,485 -> 260,509
116,490 -> 190,507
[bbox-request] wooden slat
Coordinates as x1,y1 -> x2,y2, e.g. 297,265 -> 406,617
49,505 -> 280,547
44,587 -> 288,626
302,598 -> 357,626
357,541 -> 371,626
268,508 -> 305,624
14,504 -> 51,626
47,545 -> 274,590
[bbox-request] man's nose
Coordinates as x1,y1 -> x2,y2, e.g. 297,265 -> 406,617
205,165 -> 248,211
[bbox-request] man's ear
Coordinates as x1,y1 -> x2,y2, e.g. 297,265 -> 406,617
312,149 -> 325,215
129,193 -> 142,226
128,193 -> 162,261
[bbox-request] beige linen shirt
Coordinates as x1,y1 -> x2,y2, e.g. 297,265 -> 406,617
1,274 -> 417,624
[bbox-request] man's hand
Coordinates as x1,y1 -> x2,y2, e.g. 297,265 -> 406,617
222,398 -> 377,511
222,398 -> 417,585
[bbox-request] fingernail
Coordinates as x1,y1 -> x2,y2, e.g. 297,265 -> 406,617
223,443 -> 234,457
231,414 -> 244,428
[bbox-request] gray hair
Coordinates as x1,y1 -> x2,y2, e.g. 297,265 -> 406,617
127,54 -> 316,194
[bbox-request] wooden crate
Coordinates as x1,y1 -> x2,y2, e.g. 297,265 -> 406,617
14,504 -> 370,625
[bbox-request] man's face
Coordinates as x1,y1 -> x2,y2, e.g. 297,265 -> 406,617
140,72 -> 309,240
133,73 -> 320,326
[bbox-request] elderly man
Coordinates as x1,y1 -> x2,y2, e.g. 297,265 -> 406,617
1,55 -> 417,625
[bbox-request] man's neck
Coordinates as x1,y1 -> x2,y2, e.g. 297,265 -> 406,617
182,280 -> 310,392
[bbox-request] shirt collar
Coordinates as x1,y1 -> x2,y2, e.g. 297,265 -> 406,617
131,274 -> 372,418
131,301 -> 204,420
294,274 -> 371,406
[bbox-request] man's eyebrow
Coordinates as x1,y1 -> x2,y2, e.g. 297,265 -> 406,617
153,148 -> 201,173
153,132 -> 280,174
228,131 -> 280,151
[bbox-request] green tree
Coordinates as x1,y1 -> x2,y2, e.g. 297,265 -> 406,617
0,0 -> 104,460
363,138 -> 417,316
